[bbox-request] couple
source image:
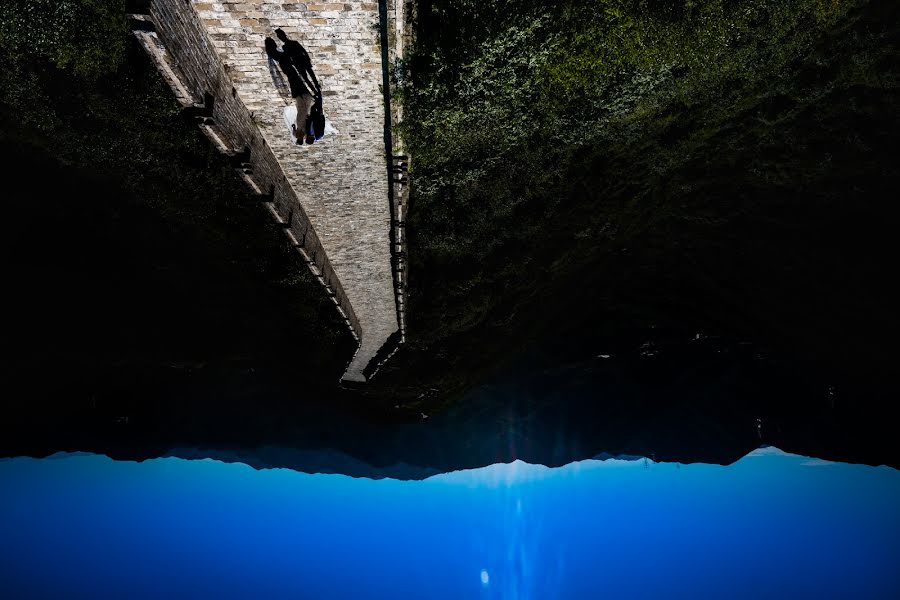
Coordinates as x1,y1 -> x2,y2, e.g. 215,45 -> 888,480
265,29 -> 327,145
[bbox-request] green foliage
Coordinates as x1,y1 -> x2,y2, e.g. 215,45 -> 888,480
541,0 -> 852,104
376,0 -> 900,398
0,0 -> 126,78
405,0 -> 858,178
402,0 -> 863,296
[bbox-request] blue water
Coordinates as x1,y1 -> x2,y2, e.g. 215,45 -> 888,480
1,448 -> 899,599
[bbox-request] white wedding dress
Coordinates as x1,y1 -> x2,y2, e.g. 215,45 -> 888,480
283,104 -> 338,145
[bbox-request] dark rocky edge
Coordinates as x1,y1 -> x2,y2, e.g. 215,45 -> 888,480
3,335 -> 896,478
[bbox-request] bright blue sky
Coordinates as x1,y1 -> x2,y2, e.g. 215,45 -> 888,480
1,448 -> 899,599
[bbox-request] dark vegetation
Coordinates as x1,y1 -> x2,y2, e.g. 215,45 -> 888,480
1,0 -> 898,469
372,0 -> 900,408
0,1 -> 354,410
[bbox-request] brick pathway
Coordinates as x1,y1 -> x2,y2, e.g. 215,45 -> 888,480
148,1 -> 399,382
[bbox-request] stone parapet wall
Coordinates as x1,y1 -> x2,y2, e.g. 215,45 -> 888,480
386,0 -> 412,343
136,0 -> 401,381
361,0 -> 411,379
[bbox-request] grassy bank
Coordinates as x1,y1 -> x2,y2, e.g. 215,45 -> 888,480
371,0 -> 900,403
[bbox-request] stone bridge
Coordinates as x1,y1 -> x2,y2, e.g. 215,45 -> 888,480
130,0 -> 409,382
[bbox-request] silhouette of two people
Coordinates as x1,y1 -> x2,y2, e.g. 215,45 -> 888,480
265,29 -> 324,145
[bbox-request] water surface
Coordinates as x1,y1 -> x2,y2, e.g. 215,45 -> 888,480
1,448 -> 898,599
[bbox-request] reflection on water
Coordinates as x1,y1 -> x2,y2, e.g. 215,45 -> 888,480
1,448 -> 899,599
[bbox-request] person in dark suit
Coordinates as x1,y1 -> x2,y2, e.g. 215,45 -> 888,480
307,93 -> 326,141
